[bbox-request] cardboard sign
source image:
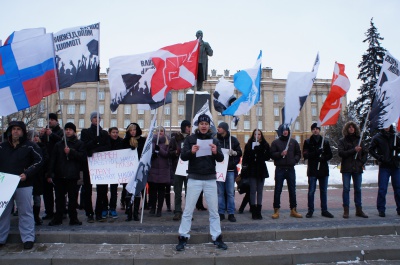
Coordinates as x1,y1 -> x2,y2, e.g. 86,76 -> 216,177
88,149 -> 138,185
0,172 -> 20,218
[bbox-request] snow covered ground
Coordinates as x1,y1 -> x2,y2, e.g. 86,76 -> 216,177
262,162 -> 379,187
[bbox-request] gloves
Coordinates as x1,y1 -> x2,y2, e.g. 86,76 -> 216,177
151,152 -> 158,161
95,135 -> 102,145
155,145 -> 160,153
229,149 -> 237,156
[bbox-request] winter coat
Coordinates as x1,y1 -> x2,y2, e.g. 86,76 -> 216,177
48,135 -> 86,180
181,129 -> 224,177
270,136 -> 301,168
242,139 -> 271,180
338,121 -> 367,173
168,132 -> 188,175
148,135 -> 170,184
123,135 -> 146,158
0,121 -> 44,188
80,124 -> 110,157
303,135 -> 333,178
32,141 -> 48,195
40,124 -> 64,157
369,130 -> 400,169
216,132 -> 242,171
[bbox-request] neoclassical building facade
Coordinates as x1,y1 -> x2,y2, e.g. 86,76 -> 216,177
43,67 -> 345,148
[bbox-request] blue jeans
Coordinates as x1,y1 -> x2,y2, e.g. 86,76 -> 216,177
377,167 -> 400,213
342,173 -> 362,207
179,179 -> 221,241
217,171 -> 235,214
307,176 -> 328,212
273,167 -> 297,209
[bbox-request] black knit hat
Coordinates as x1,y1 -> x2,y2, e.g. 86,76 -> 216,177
49,113 -> 58,121
197,114 -> 211,124
180,120 -> 191,133
218,122 -> 229,132
311,123 -> 320,131
64,122 -> 76,132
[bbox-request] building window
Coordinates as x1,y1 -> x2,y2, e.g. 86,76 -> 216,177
79,119 -> 85,128
59,119 -> 63,126
311,107 -> 317,116
138,109 -> 144,115
274,121 -> 280,130
39,102 -> 45,113
273,94 -> 279,103
151,109 -> 157,114
80,91 -> 86,100
67,119 -> 74,124
164,120 -> 170,127
99,105 -> 104,115
37,118 -> 44,127
67,105 -> 75,114
178,91 -> 185,101
295,121 -> 300,130
230,120 -> 237,130
79,105 -> 85,114
59,91 -> 64,100
124,119 -> 130,128
256,107 -> 262,116
110,119 -> 117,128
295,135 -> 301,143
98,91 -> 105,100
218,120 -> 224,126
111,109 -> 118,115
311,94 -> 317,103
274,108 -> 279,116
100,120 -> 104,127
244,111 -> 250,116
69,91 -> 75,100
164,106 -> 170,115
177,119 -> 182,126
322,94 -> 327,102
244,135 -> 250,143
138,119 -> 144,128
244,121 -> 250,130
257,121 -> 263,130
178,105 -> 184,115
124,105 -> 131,114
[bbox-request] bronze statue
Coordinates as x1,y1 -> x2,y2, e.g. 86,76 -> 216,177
196,30 -> 213,91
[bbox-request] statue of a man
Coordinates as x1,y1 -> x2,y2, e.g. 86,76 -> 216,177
196,30 -> 213,91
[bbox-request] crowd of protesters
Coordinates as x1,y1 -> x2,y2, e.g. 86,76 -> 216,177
1,112 -> 399,251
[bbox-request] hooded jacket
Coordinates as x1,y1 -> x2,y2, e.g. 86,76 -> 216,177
0,121 -> 43,188
338,121 -> 367,173
369,127 -> 400,169
270,134 -> 301,168
148,135 -> 170,184
122,123 -> 146,158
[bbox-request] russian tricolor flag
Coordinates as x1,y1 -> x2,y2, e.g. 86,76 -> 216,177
0,33 -> 58,116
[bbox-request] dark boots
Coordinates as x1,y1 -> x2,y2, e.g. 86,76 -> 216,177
343,206 -> 349,219
125,201 -> 133,222
250,205 -> 257,220
133,198 -> 140,221
165,193 -> 171,212
33,206 -> 42,226
256,205 -> 263,220
356,206 -> 368,218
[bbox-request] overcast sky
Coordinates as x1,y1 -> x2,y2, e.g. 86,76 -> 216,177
1,0 -> 399,103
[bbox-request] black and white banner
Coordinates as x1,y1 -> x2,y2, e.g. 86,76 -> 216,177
54,23 -> 100,88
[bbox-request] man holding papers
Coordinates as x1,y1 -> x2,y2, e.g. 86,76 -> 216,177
176,114 -> 227,251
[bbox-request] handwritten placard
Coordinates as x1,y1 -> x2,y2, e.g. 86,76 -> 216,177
0,172 -> 20,218
174,148 -> 229,182
88,149 -> 139,185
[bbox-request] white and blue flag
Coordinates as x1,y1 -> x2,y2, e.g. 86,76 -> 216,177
222,51 -> 262,116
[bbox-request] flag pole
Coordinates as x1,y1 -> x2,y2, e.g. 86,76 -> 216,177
57,91 -> 68,147
317,126 -> 325,170
228,115 -> 232,151
1,116 -> 4,143
190,88 -> 197,127
355,107 -> 371,159
394,122 -> 397,157
46,97 -> 50,142
96,82 -> 100,136
282,123 -> 294,158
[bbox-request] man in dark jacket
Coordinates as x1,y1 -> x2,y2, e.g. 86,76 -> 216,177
0,121 -> 43,250
216,122 -> 242,222
303,123 -> 333,218
40,113 -> 64,220
270,124 -> 302,219
80,111 -> 110,222
48,122 -> 86,226
369,125 -> 400,217
176,114 -> 227,251
169,120 -> 191,221
338,121 -> 368,218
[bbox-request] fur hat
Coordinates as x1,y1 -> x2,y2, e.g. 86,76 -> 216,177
218,122 -> 229,132
180,120 -> 191,133
49,113 -> 58,121
197,114 -> 211,125
90,111 -> 101,121
64,122 -> 76,132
